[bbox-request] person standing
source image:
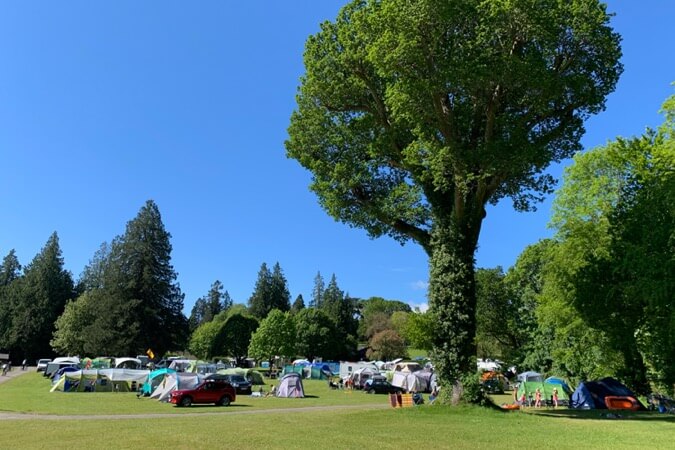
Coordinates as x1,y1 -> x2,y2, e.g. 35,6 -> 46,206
552,388 -> 559,408
22,359 -> 27,371
534,388 -> 542,408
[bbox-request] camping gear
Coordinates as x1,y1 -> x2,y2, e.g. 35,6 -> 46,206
571,377 -> 646,410
276,372 -> 305,398
150,372 -> 202,401
605,396 -> 641,410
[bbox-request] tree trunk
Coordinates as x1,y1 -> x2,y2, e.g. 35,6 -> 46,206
428,211 -> 481,404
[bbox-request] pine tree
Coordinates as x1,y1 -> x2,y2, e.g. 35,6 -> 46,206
248,263 -> 272,319
291,294 -> 305,313
8,233 -> 75,361
310,271 -> 324,308
269,262 -> 291,313
0,249 -> 22,286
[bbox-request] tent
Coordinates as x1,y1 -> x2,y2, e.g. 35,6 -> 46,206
349,367 -> 379,389
50,369 -> 150,393
545,376 -> 573,396
391,371 -> 425,393
276,373 -> 305,398
216,367 -> 265,385
517,371 -> 543,383
114,357 -> 142,369
392,361 -> 423,373
140,368 -> 176,396
309,363 -> 332,380
150,372 -> 202,402
517,381 -> 570,406
571,377 -> 645,410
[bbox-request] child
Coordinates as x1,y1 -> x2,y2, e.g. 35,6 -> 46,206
552,388 -> 559,408
519,391 -> 527,407
534,388 -> 542,408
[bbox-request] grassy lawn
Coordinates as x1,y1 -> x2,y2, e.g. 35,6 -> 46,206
0,374 -> 673,449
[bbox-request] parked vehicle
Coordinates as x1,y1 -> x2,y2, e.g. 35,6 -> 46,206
364,378 -> 403,395
205,374 -> 252,395
169,380 -> 236,407
36,359 -> 52,372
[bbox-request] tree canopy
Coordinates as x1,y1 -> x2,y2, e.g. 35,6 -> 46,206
287,0 -> 622,400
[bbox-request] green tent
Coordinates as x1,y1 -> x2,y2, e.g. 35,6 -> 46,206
517,381 -> 570,406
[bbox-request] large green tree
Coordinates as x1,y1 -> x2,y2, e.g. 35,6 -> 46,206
52,201 -> 188,357
295,308 -> 341,362
550,96 -> 675,393
213,312 -> 259,366
6,233 -> 75,361
286,0 -> 622,400
248,309 -> 297,366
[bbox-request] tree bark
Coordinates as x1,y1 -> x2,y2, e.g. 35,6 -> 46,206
428,208 -> 482,404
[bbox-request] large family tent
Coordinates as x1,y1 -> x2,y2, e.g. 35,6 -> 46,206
150,372 -> 202,402
216,367 -> 265,385
571,377 -> 645,410
517,381 -> 570,406
276,373 -> 305,398
50,369 -> 150,393
140,368 -> 177,396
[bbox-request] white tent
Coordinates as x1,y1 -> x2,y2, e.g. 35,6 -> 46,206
276,373 -> 304,398
349,367 -> 378,388
114,357 -> 142,369
150,372 -> 202,402
391,371 -> 425,392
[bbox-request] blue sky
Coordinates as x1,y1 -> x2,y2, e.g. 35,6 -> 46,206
1,1 -> 673,314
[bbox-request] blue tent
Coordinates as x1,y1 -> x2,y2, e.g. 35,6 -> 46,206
140,368 -> 176,396
571,377 -> 645,410
545,376 -> 573,396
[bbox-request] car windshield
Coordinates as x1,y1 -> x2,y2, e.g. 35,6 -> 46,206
230,375 -> 247,383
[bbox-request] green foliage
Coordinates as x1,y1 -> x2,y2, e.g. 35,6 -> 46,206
213,312 -> 259,366
188,320 -> 222,360
248,262 -> 291,319
358,297 -> 411,340
188,280 -> 230,331
402,311 -> 434,352
248,309 -> 297,364
4,233 -> 75,361
366,329 -> 407,361
294,308 -> 341,361
286,0 -> 621,399
51,201 -> 188,357
291,294 -> 305,313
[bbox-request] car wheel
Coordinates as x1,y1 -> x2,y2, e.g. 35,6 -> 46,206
218,396 -> 231,406
180,396 -> 192,407
368,389 -> 375,394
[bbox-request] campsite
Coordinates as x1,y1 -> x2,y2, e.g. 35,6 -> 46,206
0,368 -> 673,449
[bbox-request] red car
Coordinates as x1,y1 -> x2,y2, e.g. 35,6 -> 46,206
169,380 -> 236,407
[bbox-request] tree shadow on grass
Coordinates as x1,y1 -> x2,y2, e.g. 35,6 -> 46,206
528,409 -> 675,423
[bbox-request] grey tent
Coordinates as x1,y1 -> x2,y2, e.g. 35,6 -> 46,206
276,373 -> 305,398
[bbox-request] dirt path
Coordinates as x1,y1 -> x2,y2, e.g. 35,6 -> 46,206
0,369 -> 390,421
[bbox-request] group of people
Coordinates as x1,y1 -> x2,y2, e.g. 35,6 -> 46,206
517,387 -> 559,408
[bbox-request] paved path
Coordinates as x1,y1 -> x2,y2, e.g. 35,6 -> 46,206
0,369 -> 390,421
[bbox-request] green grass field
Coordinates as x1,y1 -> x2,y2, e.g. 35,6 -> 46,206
0,373 -> 673,449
